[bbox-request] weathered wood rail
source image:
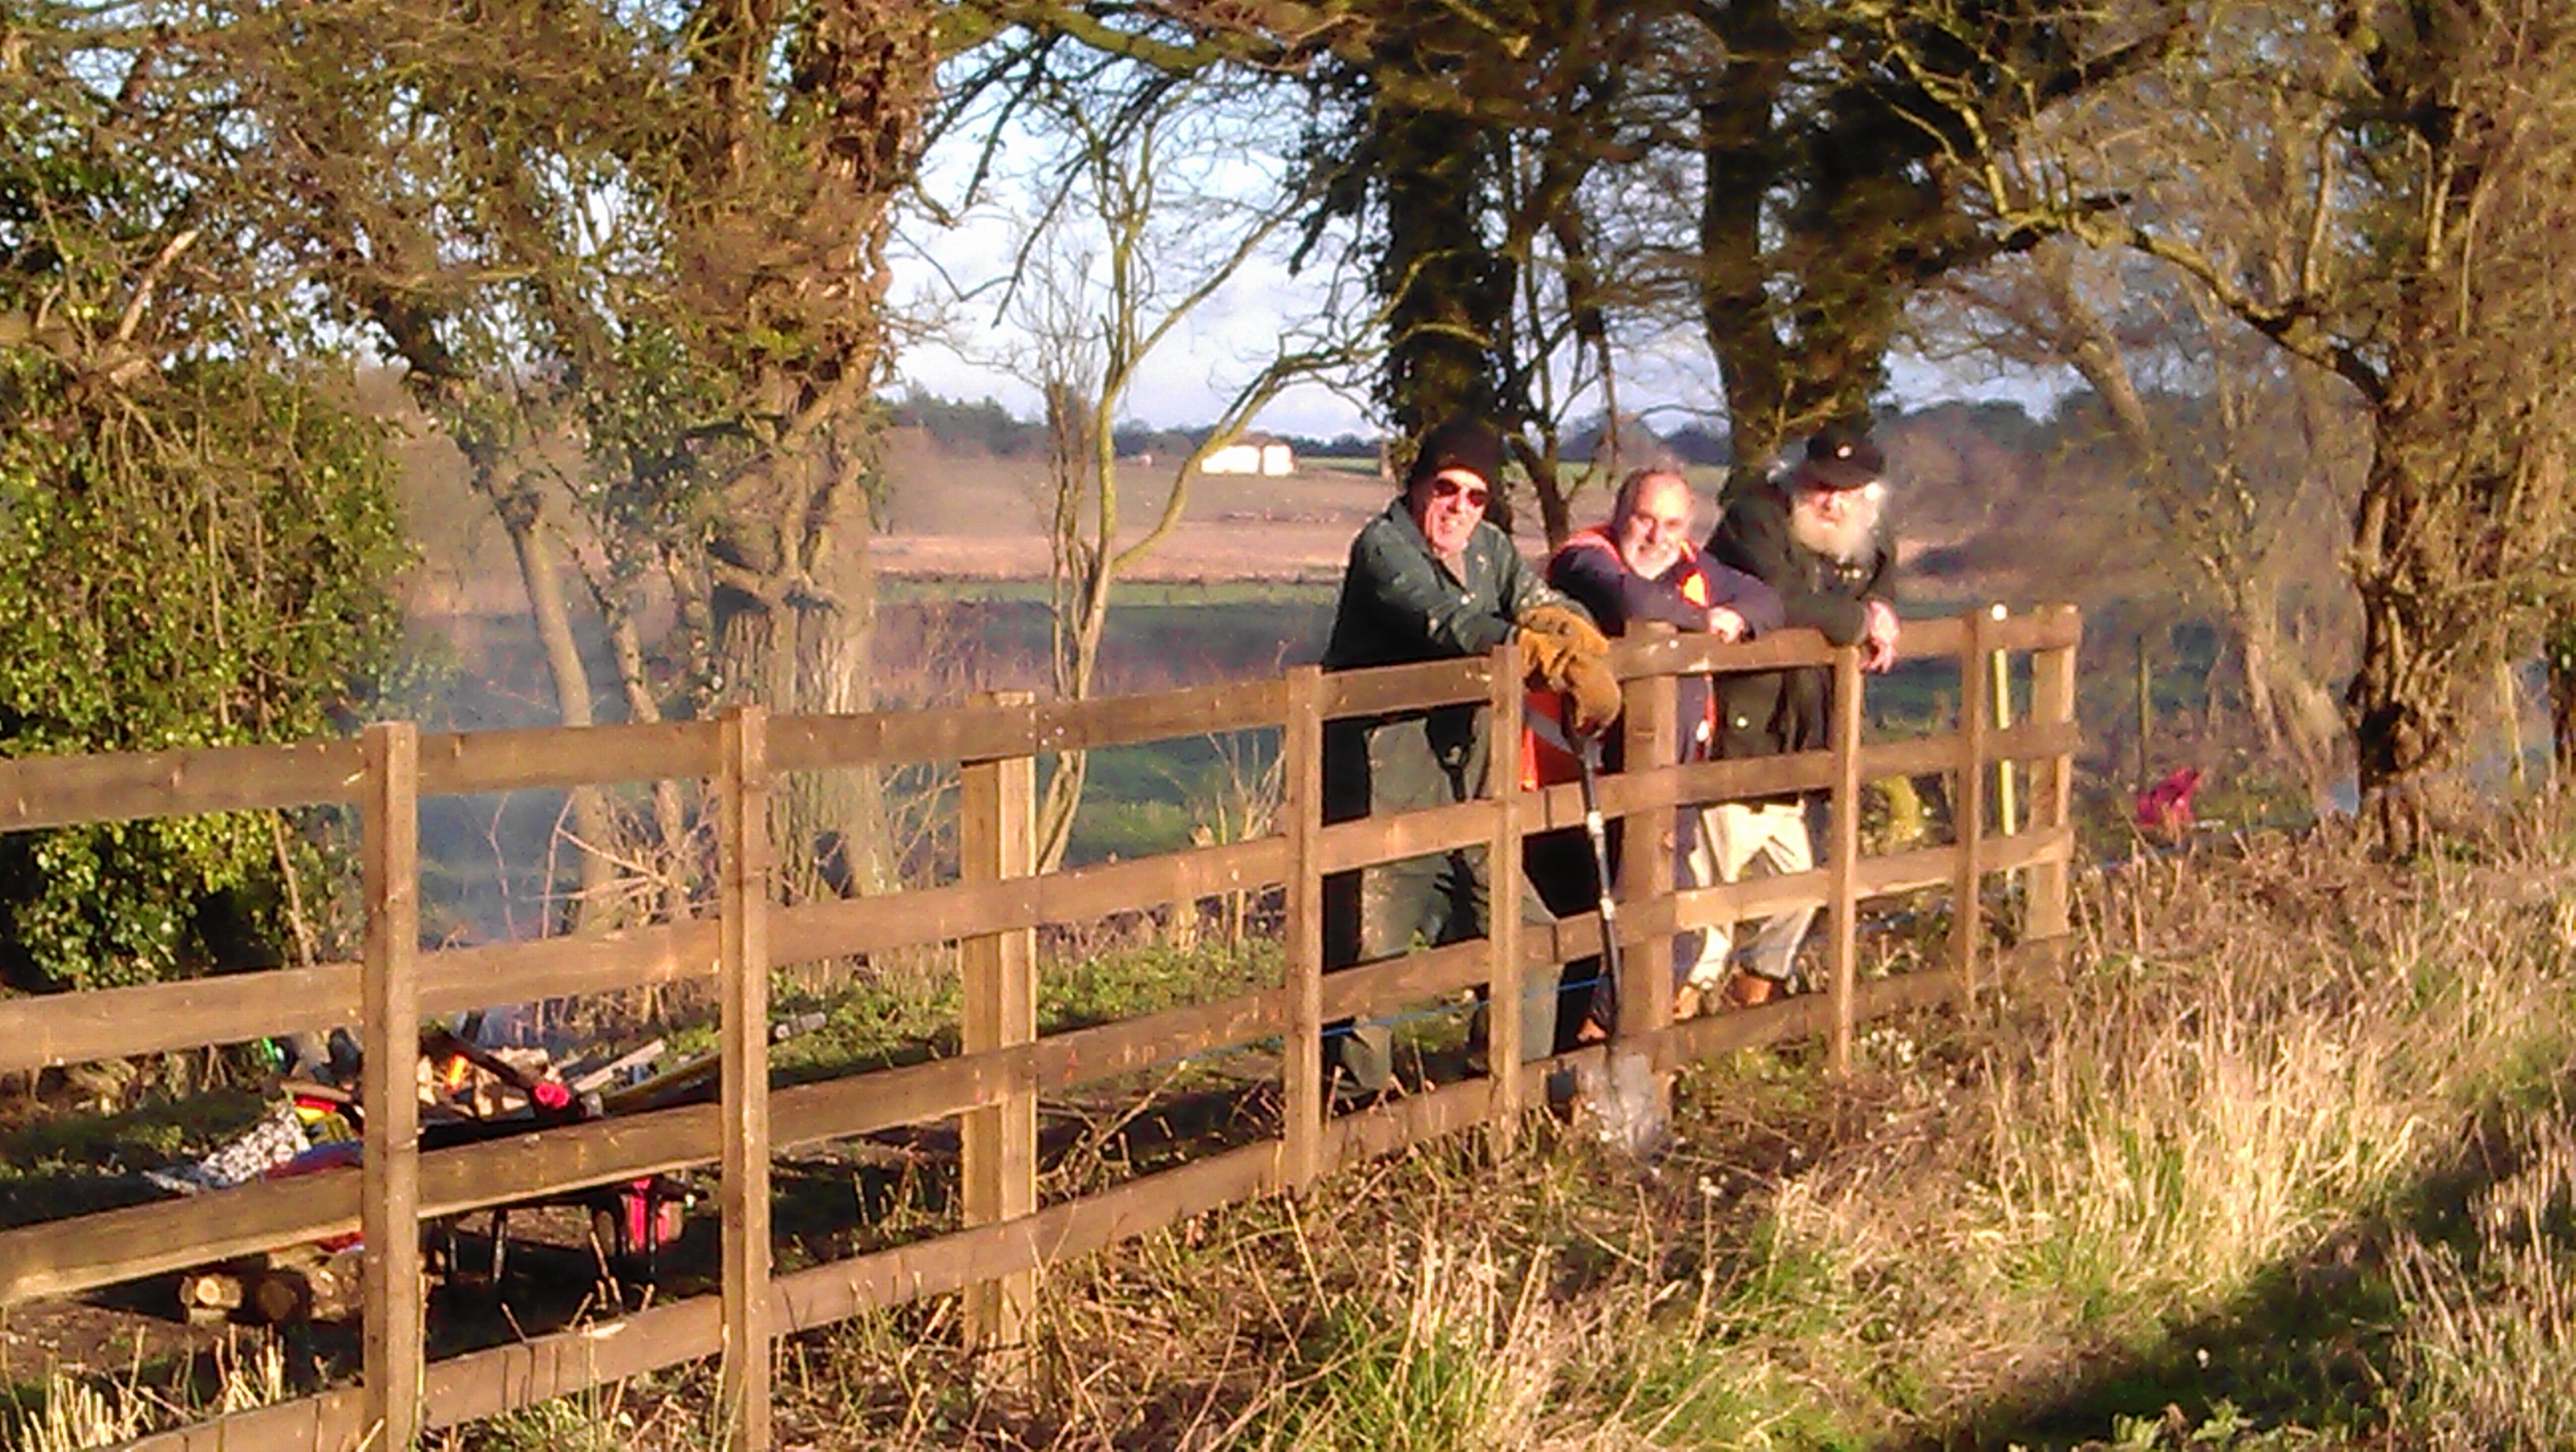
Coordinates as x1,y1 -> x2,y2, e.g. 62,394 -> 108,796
0,604 -> 2081,1451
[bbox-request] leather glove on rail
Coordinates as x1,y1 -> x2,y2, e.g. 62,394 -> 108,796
1515,601 -> 1612,658
1517,625 -> 1623,737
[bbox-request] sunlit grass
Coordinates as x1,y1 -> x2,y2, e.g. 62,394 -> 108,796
3,1334 -> 288,1452
84,795 -> 2576,1450
2386,1099 -> 2576,1450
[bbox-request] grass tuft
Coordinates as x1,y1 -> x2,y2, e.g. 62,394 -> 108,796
2386,1098 -> 2576,1450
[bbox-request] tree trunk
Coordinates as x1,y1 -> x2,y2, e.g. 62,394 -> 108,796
2499,657 -> 2527,792
1035,533 -> 1115,874
2552,628 -> 2576,784
710,445 -> 889,904
1372,80 -> 1510,436
2343,455 -> 2439,858
492,475 -> 620,930
2235,596 -> 2282,757
713,586 -> 881,900
1536,485 -> 1571,548
1690,0 -> 1911,500
2231,574 -> 2342,806
1503,434 -> 1576,549
600,591 -> 694,922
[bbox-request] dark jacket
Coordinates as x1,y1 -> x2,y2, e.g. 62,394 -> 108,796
1322,499 -> 1561,821
1543,528 -> 1783,763
1323,500 -> 1556,672
1703,485 -> 1895,762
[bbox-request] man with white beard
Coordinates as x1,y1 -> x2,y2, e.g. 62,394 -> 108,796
1696,426 -> 1900,1009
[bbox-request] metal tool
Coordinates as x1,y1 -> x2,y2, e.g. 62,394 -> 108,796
1571,712 -> 1623,1031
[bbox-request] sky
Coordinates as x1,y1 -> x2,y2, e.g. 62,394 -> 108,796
889,215 -> 1382,438
886,201 -> 2065,438
882,80 -> 2068,440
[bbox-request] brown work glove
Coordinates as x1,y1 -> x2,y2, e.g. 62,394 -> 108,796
1519,629 -> 1624,735
1515,601 -> 1612,658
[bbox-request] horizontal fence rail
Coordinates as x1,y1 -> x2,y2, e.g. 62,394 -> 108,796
0,604 -> 2084,1452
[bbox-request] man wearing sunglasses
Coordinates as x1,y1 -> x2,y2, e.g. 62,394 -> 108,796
1318,417 -> 1619,1098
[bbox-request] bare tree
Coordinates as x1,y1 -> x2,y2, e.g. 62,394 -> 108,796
1496,156 -> 1633,544
972,71 -> 1377,870
1918,240 -> 2361,803
1945,0 -> 2576,847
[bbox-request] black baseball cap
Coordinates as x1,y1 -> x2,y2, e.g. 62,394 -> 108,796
1794,425 -> 1885,492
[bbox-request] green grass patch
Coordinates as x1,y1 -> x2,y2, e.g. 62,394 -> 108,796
0,1084 -> 268,1179
769,937 -> 1280,1085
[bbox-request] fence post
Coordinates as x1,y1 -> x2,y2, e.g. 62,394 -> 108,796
1953,611 -> 1990,1001
1990,604 -> 2018,841
1614,631 -> 1678,1047
2026,609 -> 2081,947
2502,658 -> 2528,791
1827,646 -> 1864,1076
2134,631 -> 2151,789
718,705 -> 773,1451
359,721 -> 422,1452
1282,668 -> 1325,1188
960,692 -> 1037,1355
1484,642 -> 1526,1145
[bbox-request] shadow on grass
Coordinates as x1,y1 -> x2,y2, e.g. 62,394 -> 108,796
0,1086 -> 269,1228
1911,1096 -> 2538,1450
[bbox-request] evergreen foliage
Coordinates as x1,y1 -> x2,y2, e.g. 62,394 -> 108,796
0,67 -> 409,989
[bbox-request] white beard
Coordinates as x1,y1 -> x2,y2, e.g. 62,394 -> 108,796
1788,489 -> 1884,563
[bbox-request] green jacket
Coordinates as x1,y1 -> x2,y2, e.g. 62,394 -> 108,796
1322,500 -> 1559,672
1321,500 -> 1563,821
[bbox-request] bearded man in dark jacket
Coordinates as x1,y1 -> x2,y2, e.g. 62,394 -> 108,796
1695,426 -> 1900,1008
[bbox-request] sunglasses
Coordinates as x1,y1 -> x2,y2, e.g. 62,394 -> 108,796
1429,477 -> 1491,508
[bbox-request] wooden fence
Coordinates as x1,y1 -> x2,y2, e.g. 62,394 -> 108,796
0,605 -> 2081,1451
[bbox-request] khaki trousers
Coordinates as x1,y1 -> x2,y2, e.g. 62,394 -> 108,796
1681,799 -> 1818,990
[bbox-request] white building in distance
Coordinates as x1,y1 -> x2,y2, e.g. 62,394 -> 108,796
1200,436 -> 1295,477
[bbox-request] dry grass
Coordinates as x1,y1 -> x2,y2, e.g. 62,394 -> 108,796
2,1332 -> 287,1451
2385,1102 -> 2576,1450
221,799 -> 2576,1449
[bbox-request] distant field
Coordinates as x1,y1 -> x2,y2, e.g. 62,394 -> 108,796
1295,455 -> 1381,477
882,577 -> 1338,608
877,432 -> 1587,582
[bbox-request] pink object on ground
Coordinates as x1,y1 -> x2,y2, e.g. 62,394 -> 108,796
2136,767 -> 2205,838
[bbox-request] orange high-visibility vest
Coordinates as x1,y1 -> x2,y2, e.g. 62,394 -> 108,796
1521,530 -> 1719,789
